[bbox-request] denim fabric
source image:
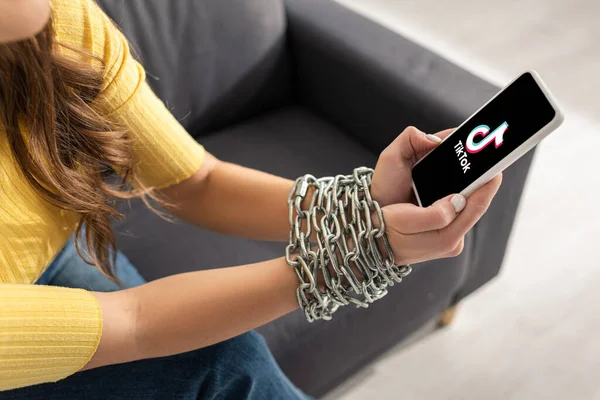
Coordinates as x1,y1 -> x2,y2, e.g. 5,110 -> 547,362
1,235 -> 309,400
35,234 -> 146,290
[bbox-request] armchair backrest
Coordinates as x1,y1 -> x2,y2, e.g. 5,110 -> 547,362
97,0 -> 291,136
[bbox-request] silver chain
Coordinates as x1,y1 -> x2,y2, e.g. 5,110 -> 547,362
286,167 -> 412,322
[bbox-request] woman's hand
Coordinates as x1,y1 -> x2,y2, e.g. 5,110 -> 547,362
371,126 -> 502,264
382,176 -> 501,264
371,126 -> 454,206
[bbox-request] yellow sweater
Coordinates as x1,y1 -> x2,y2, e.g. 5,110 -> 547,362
0,0 -> 205,390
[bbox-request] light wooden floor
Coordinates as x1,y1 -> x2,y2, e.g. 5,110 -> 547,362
327,1 -> 600,399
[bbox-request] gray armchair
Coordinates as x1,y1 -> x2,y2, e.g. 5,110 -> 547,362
98,0 -> 534,397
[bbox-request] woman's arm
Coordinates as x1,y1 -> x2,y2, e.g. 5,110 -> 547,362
160,127 -> 453,243
87,171 -> 501,370
85,255 -> 298,370
159,152 -> 296,242
88,127 -> 501,370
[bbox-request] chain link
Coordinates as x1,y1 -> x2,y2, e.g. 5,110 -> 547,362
286,167 -> 412,322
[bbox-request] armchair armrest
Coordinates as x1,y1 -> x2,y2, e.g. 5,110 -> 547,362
285,0 -> 498,154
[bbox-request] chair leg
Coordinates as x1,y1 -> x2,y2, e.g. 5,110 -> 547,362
438,304 -> 459,327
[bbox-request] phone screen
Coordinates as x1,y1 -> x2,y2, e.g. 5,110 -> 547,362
412,72 -> 556,207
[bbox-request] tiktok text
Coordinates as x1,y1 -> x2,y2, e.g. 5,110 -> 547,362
454,140 -> 471,174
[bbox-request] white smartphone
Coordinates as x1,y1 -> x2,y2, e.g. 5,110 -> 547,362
411,70 -> 564,207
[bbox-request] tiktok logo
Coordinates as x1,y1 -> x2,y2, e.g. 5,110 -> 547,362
466,122 -> 509,154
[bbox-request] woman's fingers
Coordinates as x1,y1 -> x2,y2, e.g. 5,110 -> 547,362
384,194 -> 459,234
409,174 -> 502,258
382,126 -> 456,168
441,174 -> 503,240
434,128 -> 455,141
371,126 -> 458,207
384,174 -> 502,265
413,128 -> 455,161
444,238 -> 465,258
384,126 -> 441,167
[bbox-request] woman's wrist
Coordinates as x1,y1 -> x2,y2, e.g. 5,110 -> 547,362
86,257 -> 299,371
286,168 -> 409,322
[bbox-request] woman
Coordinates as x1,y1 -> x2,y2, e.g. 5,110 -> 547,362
0,0 -> 502,398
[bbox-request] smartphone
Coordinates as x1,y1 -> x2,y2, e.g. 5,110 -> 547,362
411,70 -> 564,207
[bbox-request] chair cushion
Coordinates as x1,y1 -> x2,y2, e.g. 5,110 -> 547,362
114,106 -> 469,396
97,0 -> 291,134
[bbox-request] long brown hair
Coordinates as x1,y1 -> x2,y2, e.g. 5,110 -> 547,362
0,16 -> 152,279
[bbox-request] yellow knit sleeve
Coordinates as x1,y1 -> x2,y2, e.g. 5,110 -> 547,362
98,33 -> 206,189
0,285 -> 102,391
54,0 -> 205,189
103,77 -> 207,189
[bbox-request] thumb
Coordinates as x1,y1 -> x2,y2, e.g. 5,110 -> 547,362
390,127 -> 454,166
413,128 -> 455,160
393,127 -> 437,166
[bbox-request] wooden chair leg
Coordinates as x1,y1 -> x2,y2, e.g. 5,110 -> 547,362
438,304 -> 459,327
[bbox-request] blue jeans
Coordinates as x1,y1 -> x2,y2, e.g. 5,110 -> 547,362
1,235 -> 309,400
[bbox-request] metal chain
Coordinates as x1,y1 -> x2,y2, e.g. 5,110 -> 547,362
286,167 -> 412,322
